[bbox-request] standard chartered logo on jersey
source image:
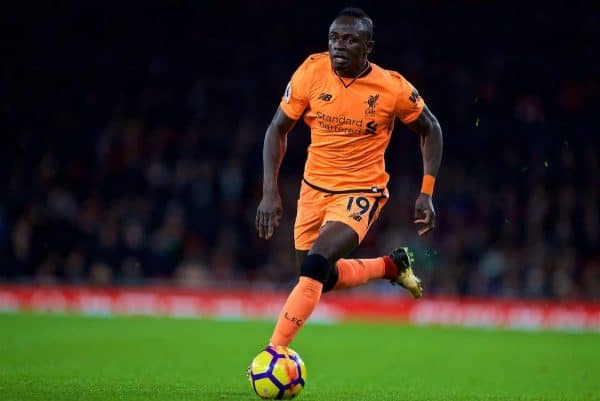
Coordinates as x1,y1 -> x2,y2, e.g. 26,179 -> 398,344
316,111 -> 375,135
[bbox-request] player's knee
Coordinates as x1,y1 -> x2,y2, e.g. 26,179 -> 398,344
298,253 -> 333,285
321,265 -> 339,293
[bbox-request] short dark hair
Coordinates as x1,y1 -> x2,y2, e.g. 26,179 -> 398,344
336,7 -> 373,40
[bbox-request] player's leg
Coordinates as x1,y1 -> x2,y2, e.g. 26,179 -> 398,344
295,250 -> 308,270
270,221 -> 358,346
328,248 -> 422,298
325,256 -> 396,290
318,193 -> 423,297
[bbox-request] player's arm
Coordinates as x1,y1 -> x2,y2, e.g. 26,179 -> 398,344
256,107 -> 298,240
407,105 -> 443,236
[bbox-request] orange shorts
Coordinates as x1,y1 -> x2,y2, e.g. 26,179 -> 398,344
294,181 -> 389,251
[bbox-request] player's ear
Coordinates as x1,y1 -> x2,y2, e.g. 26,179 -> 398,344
366,40 -> 374,55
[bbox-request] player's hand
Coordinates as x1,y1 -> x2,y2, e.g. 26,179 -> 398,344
256,192 -> 283,240
414,193 -> 436,236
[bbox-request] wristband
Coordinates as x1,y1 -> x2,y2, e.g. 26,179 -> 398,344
420,174 -> 435,196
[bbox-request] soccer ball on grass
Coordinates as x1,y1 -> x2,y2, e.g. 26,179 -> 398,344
247,346 -> 307,399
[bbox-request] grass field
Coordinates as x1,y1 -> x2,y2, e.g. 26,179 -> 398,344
1,313 -> 599,401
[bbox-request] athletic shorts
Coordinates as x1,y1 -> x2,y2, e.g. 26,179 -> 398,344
294,180 -> 389,251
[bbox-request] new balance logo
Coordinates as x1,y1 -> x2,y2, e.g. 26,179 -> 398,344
349,212 -> 363,222
365,120 -> 377,135
318,92 -> 333,101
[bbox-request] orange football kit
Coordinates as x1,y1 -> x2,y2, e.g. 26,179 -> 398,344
279,52 -> 425,250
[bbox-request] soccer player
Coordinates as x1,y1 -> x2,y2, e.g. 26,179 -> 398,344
255,7 -> 443,347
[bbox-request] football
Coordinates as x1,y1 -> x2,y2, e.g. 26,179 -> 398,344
247,346 -> 307,399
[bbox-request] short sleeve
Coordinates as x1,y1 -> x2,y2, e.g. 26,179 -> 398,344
393,73 -> 425,124
279,58 -> 311,120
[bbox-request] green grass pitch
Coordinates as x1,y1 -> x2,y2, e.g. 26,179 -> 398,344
1,313 -> 599,401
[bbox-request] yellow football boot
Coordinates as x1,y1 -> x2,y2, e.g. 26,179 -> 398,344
390,247 -> 423,299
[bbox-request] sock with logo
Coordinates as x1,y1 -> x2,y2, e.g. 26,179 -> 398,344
269,276 -> 323,347
332,257 -> 398,290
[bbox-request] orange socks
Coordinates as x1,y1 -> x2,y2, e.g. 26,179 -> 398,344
269,255 -> 398,346
333,256 -> 398,290
269,276 -> 323,347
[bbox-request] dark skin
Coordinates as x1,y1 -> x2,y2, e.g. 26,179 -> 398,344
256,16 -> 443,268
328,16 -> 374,77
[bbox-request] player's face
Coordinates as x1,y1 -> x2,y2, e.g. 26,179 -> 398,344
328,16 -> 373,76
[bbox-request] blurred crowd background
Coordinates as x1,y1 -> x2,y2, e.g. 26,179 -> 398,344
1,1 -> 598,299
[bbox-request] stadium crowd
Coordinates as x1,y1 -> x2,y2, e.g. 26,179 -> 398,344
1,1 -> 598,299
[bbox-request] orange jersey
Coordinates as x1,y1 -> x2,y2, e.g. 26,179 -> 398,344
279,52 -> 425,192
